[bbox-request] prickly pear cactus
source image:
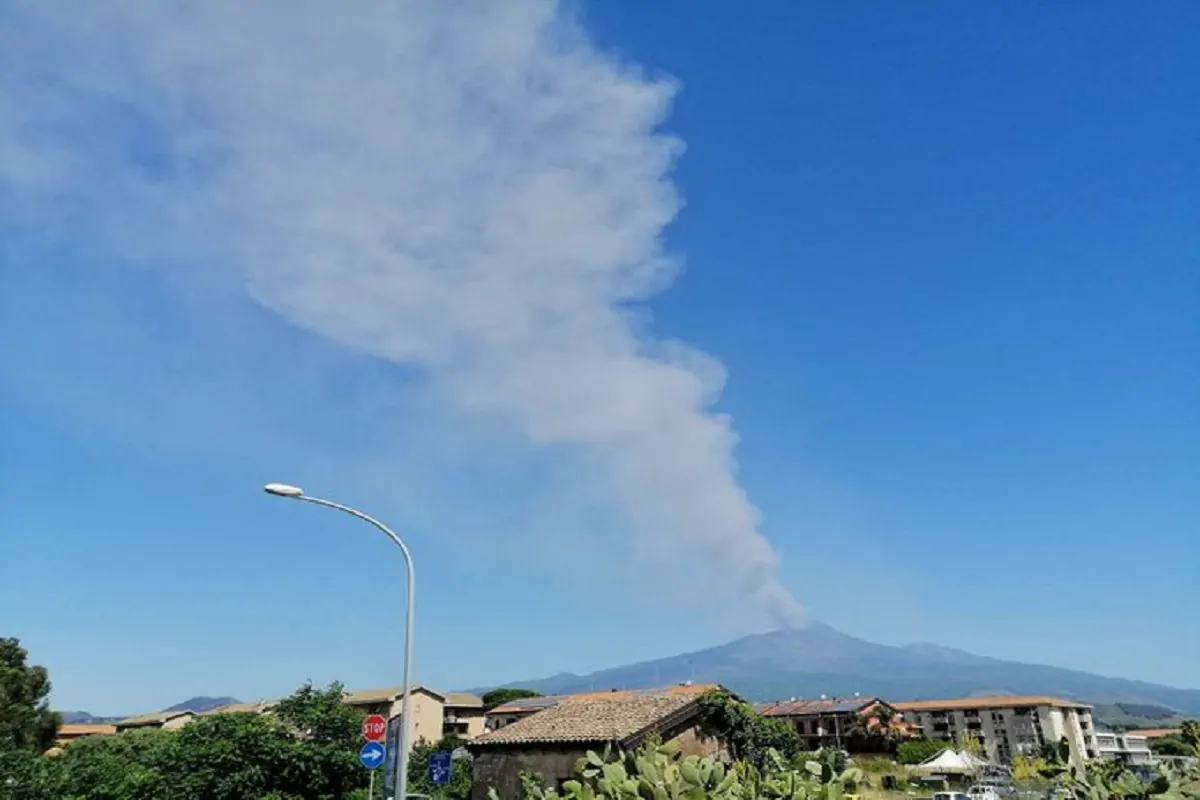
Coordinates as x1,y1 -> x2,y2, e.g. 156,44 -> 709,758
499,741 -> 855,800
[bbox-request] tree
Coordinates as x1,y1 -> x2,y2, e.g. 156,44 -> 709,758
0,746 -> 60,800
39,683 -> 368,800
697,689 -> 800,767
51,727 -> 175,800
1149,734 -> 1192,757
956,731 -> 984,757
845,705 -> 907,755
1182,720 -> 1200,755
481,688 -> 541,711
408,735 -> 471,800
0,638 -> 61,753
270,682 -> 365,799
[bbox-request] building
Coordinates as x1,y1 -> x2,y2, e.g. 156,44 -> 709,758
198,700 -> 278,717
114,710 -> 195,732
343,685 -> 448,751
1133,728 -> 1182,741
486,695 -> 563,731
1094,731 -> 1152,765
484,684 -> 717,733
54,723 -> 116,748
443,692 -> 487,740
754,697 -> 909,751
893,696 -> 1097,767
468,689 -> 729,800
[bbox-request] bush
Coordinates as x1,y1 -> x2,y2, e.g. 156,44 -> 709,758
697,689 -> 800,767
25,683 -> 367,800
896,738 -> 946,765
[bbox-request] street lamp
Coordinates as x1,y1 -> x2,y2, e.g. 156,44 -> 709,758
264,482 -> 415,800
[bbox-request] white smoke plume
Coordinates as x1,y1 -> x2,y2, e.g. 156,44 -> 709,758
0,1 -> 804,625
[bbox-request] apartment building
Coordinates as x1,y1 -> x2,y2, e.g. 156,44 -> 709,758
343,685 -> 490,751
191,685 -> 487,752
442,692 -> 487,740
893,696 -> 1096,766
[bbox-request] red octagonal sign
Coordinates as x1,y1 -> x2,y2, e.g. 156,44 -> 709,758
362,714 -> 388,742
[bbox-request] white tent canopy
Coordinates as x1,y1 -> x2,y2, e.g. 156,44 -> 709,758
914,748 -> 990,773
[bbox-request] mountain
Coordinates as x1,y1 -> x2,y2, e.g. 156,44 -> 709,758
163,696 -> 240,713
489,623 -> 1200,715
58,696 -> 240,723
1091,702 -> 1193,730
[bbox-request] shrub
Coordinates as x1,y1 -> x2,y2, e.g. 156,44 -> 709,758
896,738 -> 946,765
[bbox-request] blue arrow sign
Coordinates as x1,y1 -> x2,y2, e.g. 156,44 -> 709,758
429,752 -> 452,786
359,741 -> 386,770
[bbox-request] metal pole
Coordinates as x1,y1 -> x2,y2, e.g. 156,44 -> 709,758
369,769 -> 376,800
289,494 -> 415,800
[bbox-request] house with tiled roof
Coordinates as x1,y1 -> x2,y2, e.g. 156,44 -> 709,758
468,686 -> 728,800
54,723 -> 117,748
485,683 -> 718,732
754,696 -> 911,751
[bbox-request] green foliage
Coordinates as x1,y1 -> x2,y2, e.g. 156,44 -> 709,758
697,689 -> 800,767
0,746 -> 60,800
19,682 -> 368,800
0,638 -> 61,753
482,689 -> 542,711
494,739 -> 865,800
895,738 -> 946,765
52,728 -> 176,800
1061,759 -> 1200,800
1150,735 -> 1193,757
408,735 -> 472,800
955,732 -> 984,757
844,707 -> 906,755
1183,720 -> 1200,755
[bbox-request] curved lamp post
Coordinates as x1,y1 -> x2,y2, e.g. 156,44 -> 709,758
264,483 -> 414,800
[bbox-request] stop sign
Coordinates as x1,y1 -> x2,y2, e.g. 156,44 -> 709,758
362,714 -> 388,742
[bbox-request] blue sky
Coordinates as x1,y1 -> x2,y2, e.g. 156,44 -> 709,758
1,1 -> 1196,715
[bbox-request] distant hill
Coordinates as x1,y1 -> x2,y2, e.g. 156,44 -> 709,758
163,696 -> 240,713
485,623 -> 1200,715
59,696 -> 240,724
1092,702 -> 1193,730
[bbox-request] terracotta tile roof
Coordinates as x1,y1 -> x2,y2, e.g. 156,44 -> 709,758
57,723 -> 117,737
115,710 -> 195,728
488,684 -> 719,715
444,692 -> 484,709
1133,728 -> 1182,739
342,685 -> 445,705
892,696 -> 1092,712
472,692 -> 703,747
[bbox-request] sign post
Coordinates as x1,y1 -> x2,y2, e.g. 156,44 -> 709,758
359,741 -> 386,770
363,714 -> 388,743
382,715 -> 404,799
360,712 -> 388,798
429,752 -> 452,787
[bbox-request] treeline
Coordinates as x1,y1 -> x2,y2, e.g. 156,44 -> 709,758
0,637 -> 466,800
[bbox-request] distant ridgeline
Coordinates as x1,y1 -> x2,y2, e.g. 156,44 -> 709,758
1091,702 -> 1193,730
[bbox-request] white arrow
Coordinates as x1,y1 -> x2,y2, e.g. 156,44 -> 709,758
364,749 -> 384,765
